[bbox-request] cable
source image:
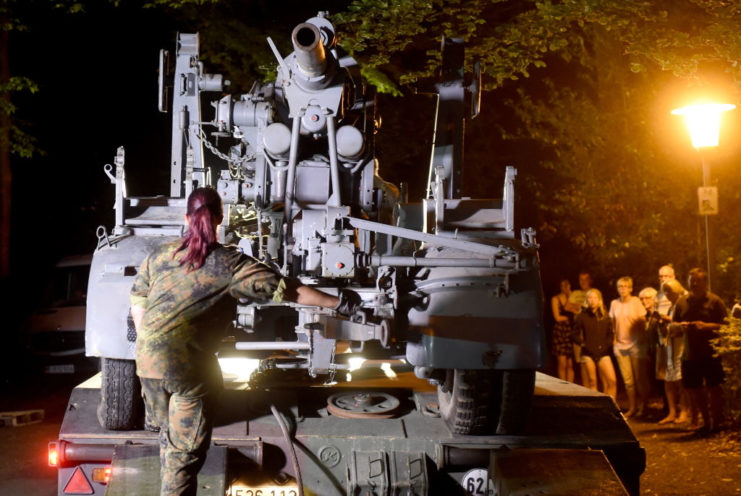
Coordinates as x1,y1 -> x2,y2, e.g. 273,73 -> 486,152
270,404 -> 304,496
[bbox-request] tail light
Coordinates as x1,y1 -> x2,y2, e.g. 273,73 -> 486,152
48,442 -> 59,467
92,466 -> 112,484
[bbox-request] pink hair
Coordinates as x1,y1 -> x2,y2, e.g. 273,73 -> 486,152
174,187 -> 223,271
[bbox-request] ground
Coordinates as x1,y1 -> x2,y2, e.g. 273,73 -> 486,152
627,403 -> 741,496
1,373 -> 740,495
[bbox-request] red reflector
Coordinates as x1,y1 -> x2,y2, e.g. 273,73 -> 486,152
48,442 -> 59,467
63,467 -> 94,494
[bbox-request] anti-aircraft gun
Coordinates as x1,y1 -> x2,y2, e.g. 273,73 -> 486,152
86,13 -> 546,436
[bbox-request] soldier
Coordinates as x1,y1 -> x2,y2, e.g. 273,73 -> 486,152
130,187 -> 359,496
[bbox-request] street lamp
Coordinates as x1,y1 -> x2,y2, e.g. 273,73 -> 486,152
671,102 -> 736,289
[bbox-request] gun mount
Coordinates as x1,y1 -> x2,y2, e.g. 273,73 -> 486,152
86,13 -> 546,437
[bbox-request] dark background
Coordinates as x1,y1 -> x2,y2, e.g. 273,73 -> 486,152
3,3 -> 177,382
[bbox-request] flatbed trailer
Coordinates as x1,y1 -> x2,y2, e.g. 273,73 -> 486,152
51,372 -> 644,495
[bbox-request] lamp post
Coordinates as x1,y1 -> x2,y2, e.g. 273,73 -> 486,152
671,102 -> 735,290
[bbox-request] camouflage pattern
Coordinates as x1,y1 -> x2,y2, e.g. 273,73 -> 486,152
140,377 -> 217,496
130,240 -> 288,384
131,240 -> 289,495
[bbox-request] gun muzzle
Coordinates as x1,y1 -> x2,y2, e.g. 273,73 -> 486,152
291,23 -> 327,77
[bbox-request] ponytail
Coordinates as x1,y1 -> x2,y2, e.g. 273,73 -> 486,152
174,187 -> 223,270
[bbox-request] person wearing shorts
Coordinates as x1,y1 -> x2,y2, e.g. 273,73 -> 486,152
610,276 -> 648,417
673,268 -> 728,433
572,289 -> 617,399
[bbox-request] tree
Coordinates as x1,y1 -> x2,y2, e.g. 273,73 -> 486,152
0,0 -> 90,277
333,0 -> 741,295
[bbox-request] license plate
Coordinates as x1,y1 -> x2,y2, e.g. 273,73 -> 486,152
228,485 -> 299,496
44,364 -> 75,374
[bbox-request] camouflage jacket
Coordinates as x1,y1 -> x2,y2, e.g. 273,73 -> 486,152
130,240 -> 289,383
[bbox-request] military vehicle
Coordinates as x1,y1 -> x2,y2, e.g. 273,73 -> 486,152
50,14 -> 650,496
85,12 -> 545,436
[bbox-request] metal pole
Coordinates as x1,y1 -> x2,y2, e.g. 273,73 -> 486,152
701,154 -> 712,290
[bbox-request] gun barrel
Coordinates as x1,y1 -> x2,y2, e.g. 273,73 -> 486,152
291,23 -> 327,77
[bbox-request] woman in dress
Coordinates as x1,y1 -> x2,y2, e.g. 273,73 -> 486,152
659,278 -> 691,425
572,289 -> 617,399
551,278 -> 575,382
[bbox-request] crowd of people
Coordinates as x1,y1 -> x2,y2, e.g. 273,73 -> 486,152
550,266 -> 730,434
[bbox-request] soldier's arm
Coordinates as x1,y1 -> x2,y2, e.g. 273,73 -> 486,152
131,305 -> 146,332
287,284 -> 339,308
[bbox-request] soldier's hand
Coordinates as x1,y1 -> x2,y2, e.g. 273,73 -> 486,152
335,289 -> 362,317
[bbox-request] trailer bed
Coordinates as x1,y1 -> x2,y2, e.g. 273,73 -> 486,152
56,372 -> 644,495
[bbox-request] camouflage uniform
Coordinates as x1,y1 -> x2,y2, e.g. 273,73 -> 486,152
130,240 -> 289,496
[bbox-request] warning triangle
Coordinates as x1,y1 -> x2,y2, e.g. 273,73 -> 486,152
63,467 -> 94,494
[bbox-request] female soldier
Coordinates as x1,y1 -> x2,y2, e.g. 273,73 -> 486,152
130,187 -> 358,496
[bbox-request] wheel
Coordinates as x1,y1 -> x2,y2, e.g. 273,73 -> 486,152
438,369 -> 493,435
493,369 -> 536,435
97,357 -> 143,430
438,369 -> 535,435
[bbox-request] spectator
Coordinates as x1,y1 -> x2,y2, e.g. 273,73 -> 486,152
673,268 -> 727,433
551,278 -> 576,382
610,276 -> 648,417
572,289 -> 617,399
731,298 -> 741,319
566,270 -> 592,313
659,279 -> 691,425
656,265 -> 677,316
639,287 -> 662,407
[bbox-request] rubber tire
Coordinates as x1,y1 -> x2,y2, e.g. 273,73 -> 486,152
492,369 -> 536,435
98,357 -> 143,430
438,369 -> 536,435
438,369 -> 494,435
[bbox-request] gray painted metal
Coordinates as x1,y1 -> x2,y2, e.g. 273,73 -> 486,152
55,374 -> 645,495
87,11 -> 545,392
346,216 -> 505,257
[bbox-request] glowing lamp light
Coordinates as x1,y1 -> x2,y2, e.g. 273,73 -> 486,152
48,442 -> 59,467
672,103 -> 735,148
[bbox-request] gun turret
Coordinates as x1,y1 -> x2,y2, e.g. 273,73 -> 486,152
291,23 -> 327,77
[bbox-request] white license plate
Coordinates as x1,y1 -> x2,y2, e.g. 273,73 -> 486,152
44,364 -> 75,374
228,485 -> 299,496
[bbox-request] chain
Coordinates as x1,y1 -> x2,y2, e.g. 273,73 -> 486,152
194,126 -> 254,180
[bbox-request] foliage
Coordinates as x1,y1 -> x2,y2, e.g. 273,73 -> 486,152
335,0 -> 741,93
0,77 -> 40,158
712,317 -> 741,426
1,0 -> 88,160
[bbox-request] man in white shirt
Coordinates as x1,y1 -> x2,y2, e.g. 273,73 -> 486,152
610,276 -> 648,417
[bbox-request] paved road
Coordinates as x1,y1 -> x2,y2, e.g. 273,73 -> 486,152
0,374 -> 79,496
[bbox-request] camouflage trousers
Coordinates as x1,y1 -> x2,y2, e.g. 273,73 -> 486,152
139,377 -> 219,496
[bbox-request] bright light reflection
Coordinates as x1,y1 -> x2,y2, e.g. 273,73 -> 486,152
346,373 -> 352,382
672,103 -> 735,148
380,362 -> 397,379
347,357 -> 366,371
217,357 -> 261,382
